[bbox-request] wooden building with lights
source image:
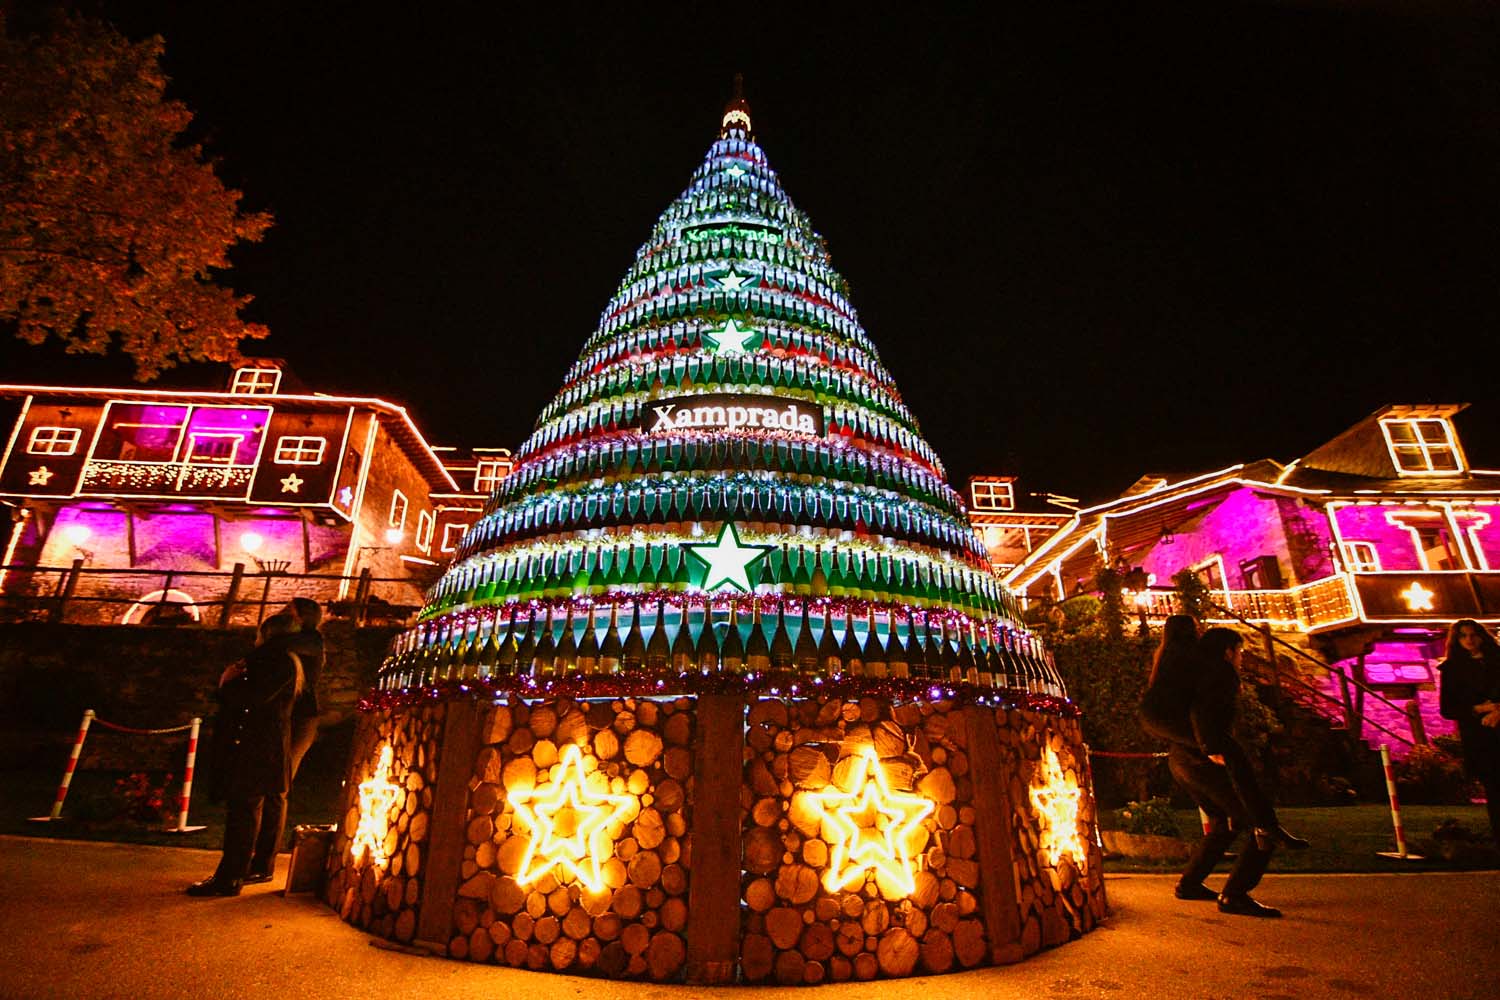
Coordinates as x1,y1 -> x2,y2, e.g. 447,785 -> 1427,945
0,362 -> 510,624
965,475 -> 1072,575
1005,403 -> 1500,746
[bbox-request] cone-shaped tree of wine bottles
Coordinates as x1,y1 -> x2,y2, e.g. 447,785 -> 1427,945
378,84 -> 1065,704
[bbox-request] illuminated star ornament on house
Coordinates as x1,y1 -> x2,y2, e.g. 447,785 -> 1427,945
811,748 -> 934,895
1029,747 -> 1086,869
279,472 -> 303,494
1400,580 -> 1436,612
350,744 -> 401,867
682,521 -> 773,592
28,466 -> 53,486
510,743 -> 635,893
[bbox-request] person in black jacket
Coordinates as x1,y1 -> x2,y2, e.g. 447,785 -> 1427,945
1141,622 -> 1302,917
1438,619 -> 1500,845
188,613 -> 303,897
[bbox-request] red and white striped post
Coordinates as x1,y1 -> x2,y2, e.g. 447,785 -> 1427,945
1376,744 -> 1423,860
1198,807 -> 1212,836
166,717 -> 207,834
30,709 -> 94,822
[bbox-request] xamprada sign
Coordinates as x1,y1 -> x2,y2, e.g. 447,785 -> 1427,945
641,393 -> 823,436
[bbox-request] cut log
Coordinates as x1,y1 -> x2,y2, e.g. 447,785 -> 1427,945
660,863 -> 688,896
481,705 -> 513,745
775,863 -> 820,905
663,711 -> 691,746
774,948 -> 807,985
596,940 -> 628,976
621,922 -> 651,955
512,911 -> 534,942
744,827 -> 781,874
488,920 -> 512,948
917,766 -> 956,804
800,922 -> 835,961
747,699 -> 789,728
786,792 -> 824,838
533,915 -> 560,945
593,912 -> 623,941
624,728 -> 663,767
576,937 -> 601,969
502,756 -> 537,793
563,906 -> 592,940
531,739 -> 559,770
628,849 -> 662,888
503,937 -> 529,967
466,814 -> 494,846
788,745 -> 832,788
612,884 -> 643,918
876,927 -> 919,977
529,705 -> 558,738
646,930 -> 685,980
408,811 -> 429,844
633,808 -> 665,850
660,896 -> 687,931
835,921 -> 863,957
549,936 -> 577,970
745,877 -> 776,912
953,918 -> 986,967
653,778 -> 684,813
765,906 -> 803,949
495,835 -> 529,876
751,797 -> 782,828
663,746 -> 692,780
555,710 -> 588,745
853,951 -> 878,980
860,900 -> 889,936
920,928 -> 954,973
742,933 -> 774,982
802,838 -> 828,868
594,727 -> 620,761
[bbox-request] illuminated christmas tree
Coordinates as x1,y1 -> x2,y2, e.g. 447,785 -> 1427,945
379,81 -> 1063,704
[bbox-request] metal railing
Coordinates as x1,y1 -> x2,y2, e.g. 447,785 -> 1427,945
1133,575 -> 1357,632
0,562 -> 423,629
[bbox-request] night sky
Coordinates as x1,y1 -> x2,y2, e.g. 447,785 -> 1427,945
5,2 -> 1499,504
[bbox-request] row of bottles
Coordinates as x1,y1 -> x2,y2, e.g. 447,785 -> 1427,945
609,253 -> 853,327
495,432 -> 961,519
462,480 -> 983,563
424,540 -> 1002,618
546,344 -> 908,433
382,598 -> 1061,698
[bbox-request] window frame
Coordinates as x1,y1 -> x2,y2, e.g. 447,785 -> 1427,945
440,522 -> 468,553
474,458 -> 509,494
416,510 -> 435,552
230,368 -> 283,395
272,435 -> 327,466
1342,541 -> 1382,573
389,489 -> 408,530
1379,417 -> 1464,476
26,426 -> 82,457
969,479 -> 1015,512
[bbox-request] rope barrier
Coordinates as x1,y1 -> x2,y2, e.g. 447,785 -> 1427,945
30,708 -> 207,832
1088,750 -> 1169,759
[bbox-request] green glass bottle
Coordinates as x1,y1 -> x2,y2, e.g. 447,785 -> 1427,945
555,606 -> 579,676
792,600 -> 819,674
745,601 -> 771,673
621,600 -> 647,672
645,597 -> 671,671
599,602 -> 623,674
530,606 -> 557,677
862,607 -> 887,678
816,603 -> 843,677
719,603 -> 745,674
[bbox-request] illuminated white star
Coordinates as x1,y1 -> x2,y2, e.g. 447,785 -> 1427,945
714,269 -> 755,291
1029,747 -> 1086,869
701,318 -> 759,356
279,473 -> 303,493
812,748 -> 934,896
510,744 -> 635,893
725,164 -> 747,178
28,466 -> 54,486
1400,580 -> 1435,612
682,521 -> 772,593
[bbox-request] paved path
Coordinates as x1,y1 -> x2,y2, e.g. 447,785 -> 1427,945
1,836 -> 1496,999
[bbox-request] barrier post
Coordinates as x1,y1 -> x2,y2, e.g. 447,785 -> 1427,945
30,709 -> 94,821
1375,744 -> 1423,860
166,717 -> 207,833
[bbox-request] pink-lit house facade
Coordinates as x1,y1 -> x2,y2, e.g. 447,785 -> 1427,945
1005,404 -> 1500,745
0,363 -> 510,625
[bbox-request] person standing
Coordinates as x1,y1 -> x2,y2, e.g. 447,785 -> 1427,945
1141,623 -> 1297,917
241,598 -> 324,884
188,613 -> 303,897
1438,619 -> 1500,846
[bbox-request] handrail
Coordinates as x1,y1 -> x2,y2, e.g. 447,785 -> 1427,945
1209,599 -> 1417,749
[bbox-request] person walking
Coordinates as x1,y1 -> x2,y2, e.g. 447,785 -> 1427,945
1438,619 -> 1500,846
1141,622 -> 1300,917
188,612 -> 303,897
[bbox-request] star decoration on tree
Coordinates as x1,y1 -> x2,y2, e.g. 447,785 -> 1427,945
1400,580 -> 1436,612
682,521 -> 772,592
811,748 -> 934,896
713,268 -> 758,291
725,163 -> 747,178
338,486 -> 354,507
701,317 -> 759,356
510,744 -> 635,893
279,472 -> 303,493
28,466 -> 54,486
350,744 -> 401,867
1029,747 -> 1085,869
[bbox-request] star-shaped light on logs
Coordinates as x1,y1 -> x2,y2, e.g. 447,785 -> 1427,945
713,268 -> 757,291
350,744 -> 401,867
682,521 -> 772,593
510,743 -> 635,893
701,317 -> 759,356
1400,580 -> 1436,612
1029,746 -> 1086,869
28,466 -> 54,486
279,472 -> 304,494
811,748 -> 934,896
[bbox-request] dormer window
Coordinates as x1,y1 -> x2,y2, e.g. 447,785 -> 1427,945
969,478 -> 1015,512
474,458 -> 510,495
231,367 -> 282,395
1380,417 -> 1464,475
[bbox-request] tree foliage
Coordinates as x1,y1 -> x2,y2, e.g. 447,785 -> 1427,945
0,13 -> 272,379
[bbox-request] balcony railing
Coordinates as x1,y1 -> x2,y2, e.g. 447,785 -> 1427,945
1132,574 -> 1358,632
79,459 -> 255,498
0,562 -> 422,629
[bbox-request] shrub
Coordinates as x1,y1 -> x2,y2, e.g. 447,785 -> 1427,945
114,771 -> 173,825
1113,797 -> 1182,838
1393,744 -> 1467,804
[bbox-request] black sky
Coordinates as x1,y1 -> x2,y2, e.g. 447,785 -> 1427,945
5,1 -> 1499,504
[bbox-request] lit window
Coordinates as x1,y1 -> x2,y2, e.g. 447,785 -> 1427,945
440,522 -> 468,553
1343,542 -> 1381,573
1380,418 -> 1464,475
273,436 -> 327,465
416,511 -> 435,552
27,426 -> 82,456
474,458 -> 510,494
970,479 -> 1014,511
230,368 -> 282,395
389,490 -> 408,529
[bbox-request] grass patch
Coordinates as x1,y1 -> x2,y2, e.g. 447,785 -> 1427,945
1103,804 -> 1498,873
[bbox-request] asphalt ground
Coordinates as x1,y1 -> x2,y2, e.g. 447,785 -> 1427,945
1,836 -> 1495,1000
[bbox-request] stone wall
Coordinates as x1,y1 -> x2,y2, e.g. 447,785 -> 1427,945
0,620 -> 400,769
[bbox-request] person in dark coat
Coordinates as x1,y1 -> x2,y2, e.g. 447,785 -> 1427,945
1141,622 -> 1302,917
1438,619 -> 1500,846
240,599 -> 326,884
188,613 -> 303,896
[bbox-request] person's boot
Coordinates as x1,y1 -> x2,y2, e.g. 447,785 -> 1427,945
1217,893 -> 1281,918
1274,825 -> 1310,850
186,875 -> 242,897
1173,881 -> 1218,901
